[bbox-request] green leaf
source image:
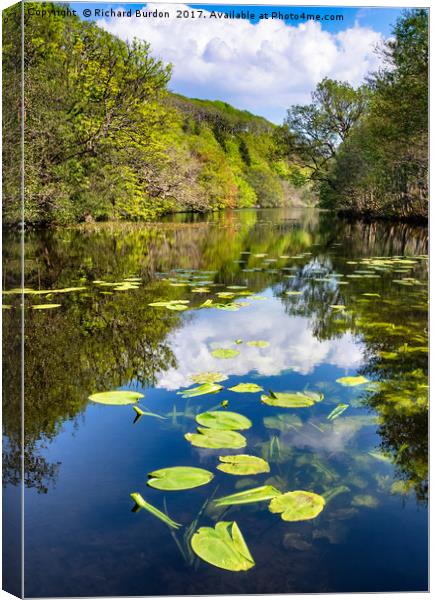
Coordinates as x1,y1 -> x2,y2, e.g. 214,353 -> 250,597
130,493 -> 181,529
261,390 -> 323,408
89,390 -> 143,405
214,485 -> 281,506
147,466 -> 214,490
185,428 -> 247,449
190,372 -> 228,384
196,411 -> 252,430
326,404 -> 349,420
228,383 -> 263,393
336,375 -> 369,387
177,383 -> 223,398
217,455 -> 270,475
31,303 -> 61,310
269,490 -> 325,521
191,521 -> 255,571
133,405 -> 166,419
246,340 -> 270,348
211,348 -> 240,359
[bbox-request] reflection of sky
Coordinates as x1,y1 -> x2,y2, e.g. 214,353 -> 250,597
156,289 -> 364,390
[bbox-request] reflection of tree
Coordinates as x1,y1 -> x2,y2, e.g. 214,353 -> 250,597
277,214 -> 428,502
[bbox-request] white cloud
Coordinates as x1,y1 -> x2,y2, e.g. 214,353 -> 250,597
97,4 -> 384,122
155,295 -> 364,391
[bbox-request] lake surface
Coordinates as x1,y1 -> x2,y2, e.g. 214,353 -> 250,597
3,208 -> 428,596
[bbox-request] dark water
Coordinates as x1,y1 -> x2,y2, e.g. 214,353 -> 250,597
3,208 -> 428,596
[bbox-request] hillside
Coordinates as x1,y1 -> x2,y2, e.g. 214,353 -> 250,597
2,3 -> 312,227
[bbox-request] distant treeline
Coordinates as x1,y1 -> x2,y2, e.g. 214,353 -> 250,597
2,5 -> 427,226
278,10 -> 428,220
2,2 -> 311,227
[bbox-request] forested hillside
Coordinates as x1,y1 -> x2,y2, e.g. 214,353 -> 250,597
2,3 -> 310,227
279,10 -> 428,220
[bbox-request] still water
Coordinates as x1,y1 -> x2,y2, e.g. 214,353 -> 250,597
3,208 -> 428,596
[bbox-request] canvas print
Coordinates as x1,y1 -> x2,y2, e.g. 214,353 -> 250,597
2,2 -> 428,597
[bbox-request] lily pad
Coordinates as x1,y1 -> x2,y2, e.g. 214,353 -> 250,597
336,375 -> 369,387
217,455 -> 270,476
189,372 -> 228,384
261,390 -> 323,408
185,428 -> 247,449
177,383 -> 223,398
31,303 -> 61,310
147,466 -> 214,490
228,383 -> 263,393
191,521 -> 255,572
214,485 -> 281,506
196,411 -> 252,430
327,404 -> 349,421
211,348 -> 240,359
246,340 -> 270,348
89,390 -> 143,405
269,490 -> 325,521
130,493 -> 181,529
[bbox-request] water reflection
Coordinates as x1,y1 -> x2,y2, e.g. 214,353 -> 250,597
2,208 -> 428,595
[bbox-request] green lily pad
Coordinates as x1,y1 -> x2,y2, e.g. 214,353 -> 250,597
246,340 -> 270,348
196,411 -> 252,430
217,455 -> 270,475
191,521 -> 255,572
185,428 -> 246,449
214,485 -> 281,506
269,490 -> 325,521
189,372 -> 228,384
130,493 -> 181,529
211,348 -> 240,359
31,303 -> 61,310
285,291 -> 302,296
148,300 -> 190,311
336,375 -> 369,387
326,404 -> 349,421
147,466 -> 214,490
228,383 -> 263,393
88,390 -> 143,405
177,383 -> 223,398
261,390 -> 323,408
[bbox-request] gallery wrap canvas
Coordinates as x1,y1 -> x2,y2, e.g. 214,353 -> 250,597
2,1 -> 428,597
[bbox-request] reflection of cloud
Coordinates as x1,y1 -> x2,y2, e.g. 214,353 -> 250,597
285,418 -> 366,453
156,297 -> 364,390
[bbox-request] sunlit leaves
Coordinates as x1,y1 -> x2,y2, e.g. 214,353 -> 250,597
191,521 -> 255,571
326,404 -> 349,420
177,383 -> 223,398
189,372 -> 228,384
147,466 -> 214,490
269,490 -> 325,521
130,493 -> 181,529
185,428 -> 247,449
336,375 -> 369,387
261,390 -> 323,408
211,348 -> 240,359
228,383 -> 263,393
195,411 -> 252,430
217,455 -> 270,476
246,340 -> 270,348
88,390 -> 143,405
214,485 -> 281,506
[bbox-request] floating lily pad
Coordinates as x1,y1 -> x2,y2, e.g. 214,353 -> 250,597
148,300 -> 190,311
191,521 -> 255,572
214,485 -> 281,506
130,493 -> 181,529
147,466 -> 214,490
189,372 -> 228,384
336,375 -> 369,387
31,303 -> 61,310
228,383 -> 263,393
177,383 -> 223,398
211,348 -> 240,359
261,390 -> 323,408
217,455 -> 270,475
246,340 -> 270,348
185,428 -> 247,449
285,291 -> 302,296
196,411 -> 252,430
89,390 -> 143,405
269,490 -> 325,521
327,404 -> 349,421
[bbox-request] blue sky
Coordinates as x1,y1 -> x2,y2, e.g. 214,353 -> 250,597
72,3 -> 405,122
